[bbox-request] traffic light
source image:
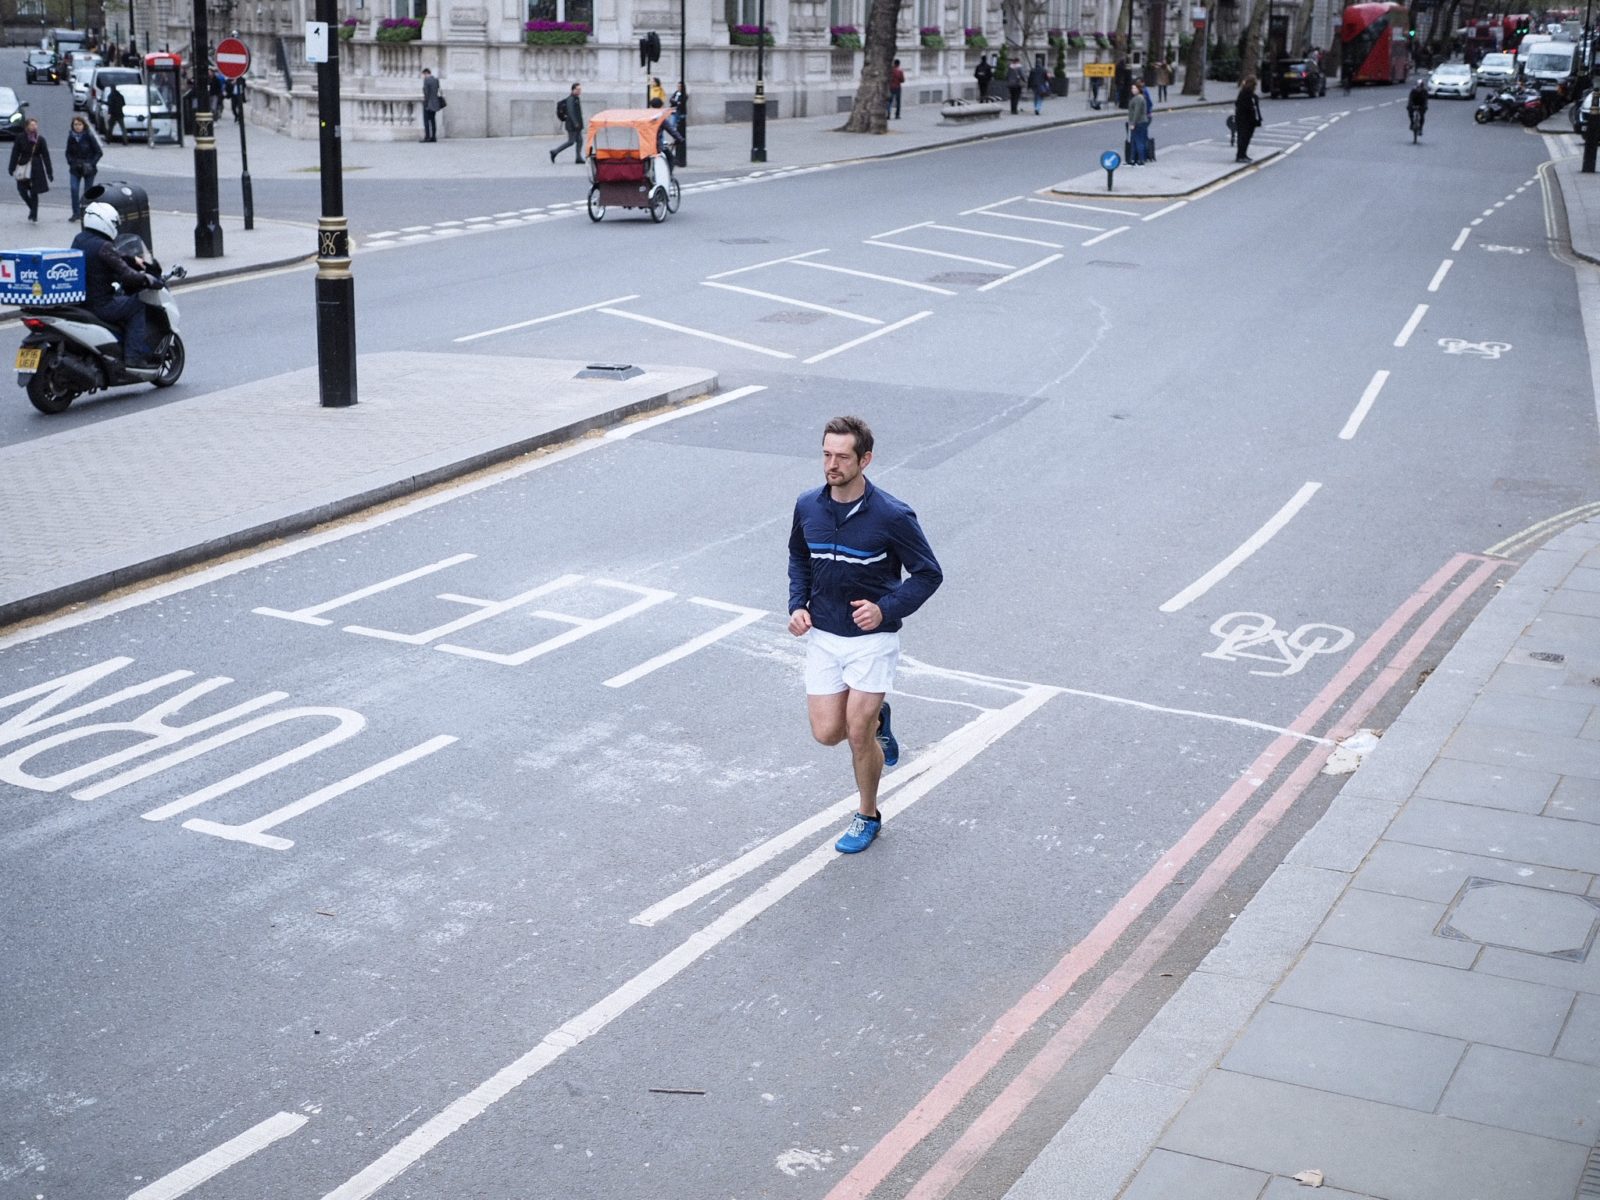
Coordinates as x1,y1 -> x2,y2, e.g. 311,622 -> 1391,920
639,31 -> 660,66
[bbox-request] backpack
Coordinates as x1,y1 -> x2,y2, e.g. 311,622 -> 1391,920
556,97 -> 569,123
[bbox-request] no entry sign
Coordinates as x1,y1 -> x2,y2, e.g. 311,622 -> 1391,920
216,37 -> 251,79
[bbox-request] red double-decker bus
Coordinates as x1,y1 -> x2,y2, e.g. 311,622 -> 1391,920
1341,2 -> 1411,84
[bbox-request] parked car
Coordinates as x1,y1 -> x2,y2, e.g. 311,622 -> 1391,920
106,84 -> 151,140
1476,52 -> 1517,89
1426,62 -> 1477,97
87,66 -> 141,133
65,49 -> 99,81
24,49 -> 60,84
1270,58 -> 1325,97
1572,86 -> 1596,133
0,86 -> 28,137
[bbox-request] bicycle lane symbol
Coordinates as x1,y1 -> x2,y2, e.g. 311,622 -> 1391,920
1201,611 -> 1355,678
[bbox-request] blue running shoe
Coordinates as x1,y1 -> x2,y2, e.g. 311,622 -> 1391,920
835,812 -> 881,853
877,700 -> 899,768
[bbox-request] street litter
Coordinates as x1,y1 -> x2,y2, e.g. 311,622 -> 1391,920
1292,1168 -> 1325,1187
1322,729 -> 1380,775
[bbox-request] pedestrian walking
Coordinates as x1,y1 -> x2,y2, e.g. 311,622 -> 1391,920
1127,79 -> 1150,164
887,58 -> 905,118
208,69 -> 223,117
8,119 -> 52,223
974,53 -> 993,101
1234,74 -> 1262,162
1155,58 -> 1172,101
1005,55 -> 1024,113
1089,52 -> 1104,108
420,67 -> 442,142
230,77 -> 245,124
106,85 -> 127,144
669,80 -> 687,139
64,115 -> 100,221
787,416 -> 943,855
1028,55 -> 1051,114
549,81 -> 584,163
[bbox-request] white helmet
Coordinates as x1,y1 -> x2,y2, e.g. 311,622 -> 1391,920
82,201 -> 120,239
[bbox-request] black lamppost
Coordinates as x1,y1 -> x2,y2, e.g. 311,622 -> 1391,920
192,0 -> 223,256
676,0 -> 687,166
314,0 -> 356,406
750,0 -> 766,161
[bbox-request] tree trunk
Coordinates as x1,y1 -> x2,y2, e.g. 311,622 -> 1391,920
1239,0 -> 1272,80
1295,0 -> 1316,56
1182,4 -> 1208,92
843,0 -> 899,132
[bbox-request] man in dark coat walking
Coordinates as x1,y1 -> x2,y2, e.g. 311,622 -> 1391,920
420,68 -> 442,142
1234,74 -> 1262,162
974,54 -> 993,101
549,81 -> 584,164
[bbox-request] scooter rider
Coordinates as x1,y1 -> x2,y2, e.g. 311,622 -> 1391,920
71,200 -> 160,366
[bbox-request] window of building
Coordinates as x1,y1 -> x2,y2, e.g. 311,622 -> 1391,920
527,0 -> 592,22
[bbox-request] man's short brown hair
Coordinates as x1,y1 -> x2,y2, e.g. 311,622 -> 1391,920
823,415 -> 873,459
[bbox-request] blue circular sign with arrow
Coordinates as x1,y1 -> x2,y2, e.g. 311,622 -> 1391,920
1101,150 -> 1121,171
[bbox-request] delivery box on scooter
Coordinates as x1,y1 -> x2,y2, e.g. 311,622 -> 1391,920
0,247 -> 86,306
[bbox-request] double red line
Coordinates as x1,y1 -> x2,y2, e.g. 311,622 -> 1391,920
826,551 -> 1501,1200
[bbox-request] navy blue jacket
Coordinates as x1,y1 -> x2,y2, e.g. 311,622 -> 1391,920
788,479 -> 943,637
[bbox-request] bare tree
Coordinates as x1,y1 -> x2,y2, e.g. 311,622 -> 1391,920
842,0 -> 899,132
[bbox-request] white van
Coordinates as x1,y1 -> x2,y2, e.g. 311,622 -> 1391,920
1519,39 -> 1578,88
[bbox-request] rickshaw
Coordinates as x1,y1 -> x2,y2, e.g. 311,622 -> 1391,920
584,108 -> 681,223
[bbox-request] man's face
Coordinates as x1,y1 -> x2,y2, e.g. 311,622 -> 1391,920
822,433 -> 869,488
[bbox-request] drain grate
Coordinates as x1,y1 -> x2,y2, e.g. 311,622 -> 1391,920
927,270 -> 1004,286
1579,1144 -> 1600,1198
1530,651 -> 1566,664
720,237 -> 772,245
1088,259 -> 1138,269
759,310 -> 826,325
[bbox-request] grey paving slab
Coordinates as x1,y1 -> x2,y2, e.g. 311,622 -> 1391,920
1474,940 -> 1600,996
1283,793 -> 1398,872
1517,609 -> 1600,651
1483,661 -> 1600,707
1439,1043 -> 1600,1144
1258,1179 -> 1380,1200
1270,944 -> 1572,1053
1001,1076 -> 1189,1200
1414,756 -> 1558,814
1568,566 -> 1600,592
1549,776 -> 1600,823
1120,1149 -> 1268,1200
1582,710 -> 1600,741
1387,796 -> 1600,873
1199,865 -> 1349,984
1443,879 -> 1600,958
1464,691 -> 1596,739
0,352 -> 718,624
1335,722 -> 1444,806
1111,972 -> 1274,1091
1052,141 -> 1278,197
1442,723 -> 1600,780
1220,1003 -> 1465,1111
1556,991 -> 1600,1065
1159,1071 -> 1589,1200
1545,586 -> 1600,618
1315,889 -> 1479,968
1352,839 -> 1593,904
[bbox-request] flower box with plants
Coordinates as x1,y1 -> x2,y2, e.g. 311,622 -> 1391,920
829,24 -> 861,49
1066,28 -> 1086,48
375,17 -> 421,41
523,19 -> 589,44
1093,31 -> 1110,47
919,25 -> 945,48
730,23 -> 774,46
963,26 -> 987,48
1047,27 -> 1065,47
338,16 -> 359,40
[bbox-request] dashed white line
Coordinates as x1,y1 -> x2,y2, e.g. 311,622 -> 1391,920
789,259 -> 957,295
453,294 -> 641,343
865,240 -> 1016,269
979,210 -> 1103,231
400,225 -> 431,232
959,195 -> 1024,215
977,253 -> 1064,292
704,249 -> 828,280
1158,482 -> 1323,613
599,308 -> 795,359
1394,303 -> 1428,348
700,281 -> 883,324
1339,369 -> 1390,440
1452,227 -> 1470,252
926,223 -> 1062,248
1081,226 -> 1129,247
1027,197 -> 1140,217
1143,200 -> 1187,221
1470,217 -> 1483,226
1427,259 -> 1453,292
130,1113 -> 309,1200
873,220 -> 935,239
802,310 -> 933,364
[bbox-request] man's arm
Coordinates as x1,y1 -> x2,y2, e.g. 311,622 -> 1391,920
787,505 -> 814,635
875,507 -> 943,623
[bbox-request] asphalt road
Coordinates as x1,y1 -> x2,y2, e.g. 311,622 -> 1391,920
1,82 -> 1596,1200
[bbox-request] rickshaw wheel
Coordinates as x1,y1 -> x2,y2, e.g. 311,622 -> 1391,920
648,186 -> 668,223
587,187 -> 606,222
665,177 -> 681,214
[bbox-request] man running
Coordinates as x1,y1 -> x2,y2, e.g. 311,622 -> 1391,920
788,417 -> 943,854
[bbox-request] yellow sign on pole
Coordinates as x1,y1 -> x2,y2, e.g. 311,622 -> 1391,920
1084,62 -> 1116,77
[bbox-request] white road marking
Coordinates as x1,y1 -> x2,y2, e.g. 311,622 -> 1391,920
1080,226 -> 1129,247
1143,201 -> 1187,221
453,295 -> 641,344
400,225 -> 431,233
704,249 -> 829,281
1427,259 -> 1453,292
977,253 -> 1064,292
925,223 -> 1062,248
601,599 -> 767,688
318,687 -> 1055,1200
701,281 -> 883,324
1452,227 -> 1470,251
1158,482 -> 1323,613
129,1113 -> 308,1200
1470,217 -> 1483,226
872,220 -> 934,239
1027,198 -> 1139,217
863,241 -> 1016,269
1482,208 -> 1495,217
802,311 -> 934,364
789,260 -> 956,295
598,308 -> 796,359
343,574 -> 584,646
1338,369 -> 1390,440
437,579 -> 676,665
1303,130 -> 1317,139
1049,683 -> 1332,743
254,555 -> 477,625
958,195 -> 1024,215
979,211 -> 1103,231
606,385 -> 766,439
1394,303 -> 1428,347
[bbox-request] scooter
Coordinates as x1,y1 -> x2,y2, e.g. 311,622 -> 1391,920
1475,83 -> 1543,125
15,236 -> 186,414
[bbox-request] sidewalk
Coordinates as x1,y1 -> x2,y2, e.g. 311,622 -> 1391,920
1004,156 -> 1600,1200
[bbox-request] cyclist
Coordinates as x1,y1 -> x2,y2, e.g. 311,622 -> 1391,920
1407,78 -> 1428,136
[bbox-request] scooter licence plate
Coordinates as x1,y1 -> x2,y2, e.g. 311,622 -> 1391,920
15,347 -> 41,372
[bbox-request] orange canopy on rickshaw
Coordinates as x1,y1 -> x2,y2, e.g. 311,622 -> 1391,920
584,108 -> 669,158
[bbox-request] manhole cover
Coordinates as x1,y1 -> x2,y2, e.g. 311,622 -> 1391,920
759,310 -> 825,325
927,271 -> 1004,286
720,237 -> 772,245
1529,651 -> 1566,664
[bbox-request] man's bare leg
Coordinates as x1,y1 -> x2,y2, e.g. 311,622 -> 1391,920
844,689 -> 885,817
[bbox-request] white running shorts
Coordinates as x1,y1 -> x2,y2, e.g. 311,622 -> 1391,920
805,628 -> 901,696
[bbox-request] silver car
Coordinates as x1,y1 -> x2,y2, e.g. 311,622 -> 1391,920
1476,52 -> 1517,89
1427,62 -> 1476,97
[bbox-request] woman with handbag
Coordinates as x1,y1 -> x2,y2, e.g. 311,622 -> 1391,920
8,118 -> 54,222
64,115 -> 101,222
